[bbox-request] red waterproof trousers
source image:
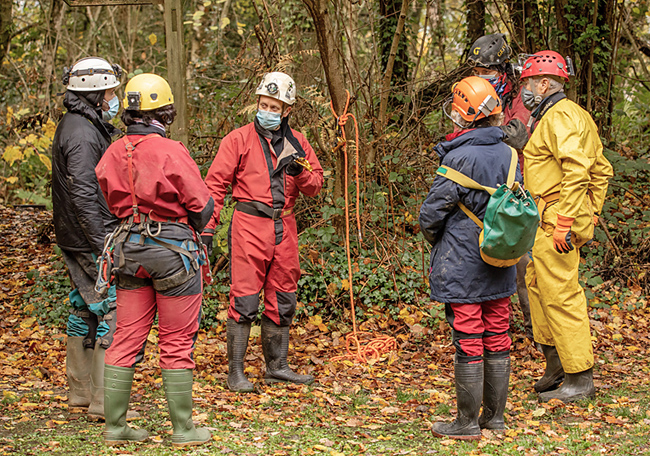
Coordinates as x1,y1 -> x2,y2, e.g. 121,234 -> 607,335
445,296 -> 512,363
105,286 -> 202,369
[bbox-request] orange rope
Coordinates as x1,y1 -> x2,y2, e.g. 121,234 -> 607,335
329,90 -> 397,363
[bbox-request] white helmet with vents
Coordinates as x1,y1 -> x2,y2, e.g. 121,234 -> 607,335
255,72 -> 296,105
63,57 -> 122,92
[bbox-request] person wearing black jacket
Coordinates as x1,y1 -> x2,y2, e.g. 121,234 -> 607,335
51,57 -> 123,420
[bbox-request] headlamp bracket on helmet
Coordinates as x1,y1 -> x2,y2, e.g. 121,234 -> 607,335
477,95 -> 499,118
126,92 -> 142,110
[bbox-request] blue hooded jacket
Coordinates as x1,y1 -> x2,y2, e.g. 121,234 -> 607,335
419,127 -> 520,303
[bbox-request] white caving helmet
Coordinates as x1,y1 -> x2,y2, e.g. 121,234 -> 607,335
63,57 -> 122,92
255,72 -> 296,105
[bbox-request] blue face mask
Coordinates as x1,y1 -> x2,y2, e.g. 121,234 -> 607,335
102,95 -> 120,121
256,109 -> 282,131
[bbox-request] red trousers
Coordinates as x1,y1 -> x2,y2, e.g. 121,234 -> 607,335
228,210 -> 300,326
105,287 -> 202,369
445,296 -> 512,362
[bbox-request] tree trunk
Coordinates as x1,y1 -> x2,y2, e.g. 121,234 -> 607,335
506,0 -> 542,53
379,0 -> 410,87
41,0 -> 66,113
0,0 -> 12,68
464,0 -> 485,57
301,0 -> 349,230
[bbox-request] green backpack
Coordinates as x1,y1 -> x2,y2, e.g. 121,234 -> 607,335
436,148 -> 540,268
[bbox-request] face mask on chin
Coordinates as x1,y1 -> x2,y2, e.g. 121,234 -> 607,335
102,95 -> 120,121
256,109 -> 282,130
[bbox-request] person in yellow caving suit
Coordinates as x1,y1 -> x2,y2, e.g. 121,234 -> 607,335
520,51 -> 613,402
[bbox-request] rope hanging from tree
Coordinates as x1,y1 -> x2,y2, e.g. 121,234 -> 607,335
329,90 -> 397,364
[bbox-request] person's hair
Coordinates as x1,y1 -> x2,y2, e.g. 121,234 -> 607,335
451,110 -> 504,129
503,62 -> 521,96
121,104 -> 177,126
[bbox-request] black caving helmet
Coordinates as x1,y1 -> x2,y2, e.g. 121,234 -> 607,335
468,33 -> 512,70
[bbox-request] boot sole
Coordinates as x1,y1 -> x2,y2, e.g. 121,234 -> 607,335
172,440 -> 211,447
539,389 -> 595,403
431,430 -> 481,441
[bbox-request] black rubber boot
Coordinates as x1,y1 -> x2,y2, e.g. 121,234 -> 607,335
226,319 -> 254,392
539,367 -> 595,403
479,351 -> 510,431
261,315 -> 314,385
162,369 -> 211,447
534,344 -> 565,393
431,359 -> 483,440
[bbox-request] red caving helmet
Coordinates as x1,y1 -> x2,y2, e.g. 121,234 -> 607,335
520,51 -> 570,81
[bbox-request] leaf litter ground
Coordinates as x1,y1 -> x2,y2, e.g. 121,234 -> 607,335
1,206 -> 649,455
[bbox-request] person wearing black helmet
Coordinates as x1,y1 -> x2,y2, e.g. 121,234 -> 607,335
468,33 -> 533,343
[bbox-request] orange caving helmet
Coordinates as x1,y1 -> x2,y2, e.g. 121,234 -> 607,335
451,76 -> 503,122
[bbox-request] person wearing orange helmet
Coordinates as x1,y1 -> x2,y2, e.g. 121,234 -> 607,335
420,76 -> 522,440
520,51 -> 613,403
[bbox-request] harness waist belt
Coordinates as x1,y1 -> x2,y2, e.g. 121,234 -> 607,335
120,212 -> 188,225
235,201 -> 294,220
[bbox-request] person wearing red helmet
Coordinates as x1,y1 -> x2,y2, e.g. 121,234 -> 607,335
520,51 -> 613,403
420,76 -> 522,440
468,33 -> 534,342
203,72 -> 323,392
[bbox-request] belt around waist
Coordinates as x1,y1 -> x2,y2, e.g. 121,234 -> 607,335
121,212 -> 189,225
235,201 -> 294,220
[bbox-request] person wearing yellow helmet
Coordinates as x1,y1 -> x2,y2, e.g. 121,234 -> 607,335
203,71 -> 323,392
95,73 -> 214,447
420,76 -> 521,440
52,56 -> 125,422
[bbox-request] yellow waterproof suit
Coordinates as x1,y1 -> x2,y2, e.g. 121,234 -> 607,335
523,97 -> 613,374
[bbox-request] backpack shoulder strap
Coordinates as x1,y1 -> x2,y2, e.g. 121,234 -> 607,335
506,146 -> 518,188
436,166 -> 497,195
457,202 -> 484,229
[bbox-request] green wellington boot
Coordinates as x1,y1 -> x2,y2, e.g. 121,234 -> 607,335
261,315 -> 314,385
431,359 -> 483,441
87,340 -> 105,420
67,336 -> 93,408
103,365 -> 148,444
162,369 -> 211,447
534,345 -> 565,393
478,351 -> 510,431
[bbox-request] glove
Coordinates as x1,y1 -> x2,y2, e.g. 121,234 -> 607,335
553,214 -> 575,254
201,235 -> 213,259
286,153 -> 305,176
500,119 -> 529,150
286,160 -> 304,177
593,214 -> 599,227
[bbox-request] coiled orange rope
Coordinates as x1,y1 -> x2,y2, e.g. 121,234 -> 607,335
329,90 -> 397,363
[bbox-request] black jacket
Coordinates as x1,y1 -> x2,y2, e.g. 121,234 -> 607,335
52,91 -> 120,255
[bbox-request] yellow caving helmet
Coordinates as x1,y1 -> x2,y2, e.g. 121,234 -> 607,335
123,73 -> 174,111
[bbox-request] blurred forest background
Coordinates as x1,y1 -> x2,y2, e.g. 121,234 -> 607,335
2,0 -> 649,328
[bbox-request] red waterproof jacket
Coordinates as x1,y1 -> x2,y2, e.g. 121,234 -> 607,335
96,127 -> 212,230
204,121 -> 323,230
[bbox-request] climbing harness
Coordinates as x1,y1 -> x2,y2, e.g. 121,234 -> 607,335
329,90 -> 397,364
94,134 -> 212,294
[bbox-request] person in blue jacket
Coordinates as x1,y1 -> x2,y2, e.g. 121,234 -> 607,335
419,76 -> 521,440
